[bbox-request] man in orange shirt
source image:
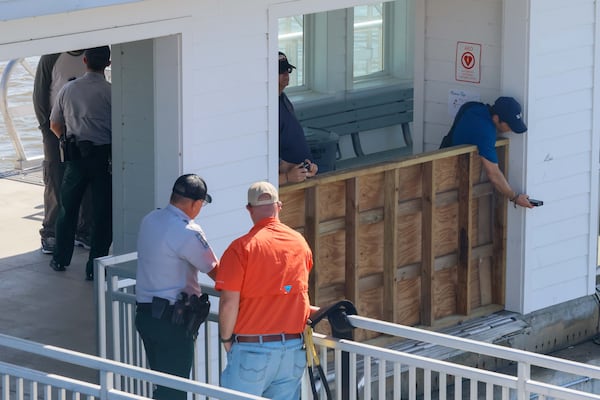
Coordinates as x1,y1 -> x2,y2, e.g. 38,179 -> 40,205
216,181 -> 313,399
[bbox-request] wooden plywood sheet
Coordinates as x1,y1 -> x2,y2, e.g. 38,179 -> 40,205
358,221 -> 384,277
478,256 -> 493,306
396,213 -> 422,266
358,173 -> 385,210
318,181 -> 346,221
397,164 -> 422,201
316,283 -> 345,308
279,142 -> 508,327
434,157 -> 459,193
434,203 -> 458,256
472,195 -> 493,247
316,231 -> 346,285
469,261 -> 482,310
434,267 -> 457,319
396,278 -> 421,326
279,190 -> 306,228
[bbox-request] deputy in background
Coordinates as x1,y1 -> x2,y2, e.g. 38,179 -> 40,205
49,46 -> 112,280
135,174 -> 218,400
33,50 -> 92,254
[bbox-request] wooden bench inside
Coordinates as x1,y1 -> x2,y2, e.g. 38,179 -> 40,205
294,85 -> 413,170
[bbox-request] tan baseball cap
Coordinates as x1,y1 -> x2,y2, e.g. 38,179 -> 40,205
247,181 -> 279,206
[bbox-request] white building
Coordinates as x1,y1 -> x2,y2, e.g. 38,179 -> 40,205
1,0 -> 598,324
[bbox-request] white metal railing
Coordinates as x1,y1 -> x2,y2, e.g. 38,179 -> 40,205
0,333 -> 267,400
92,252 -> 600,400
95,252 -> 226,390
0,58 -> 41,171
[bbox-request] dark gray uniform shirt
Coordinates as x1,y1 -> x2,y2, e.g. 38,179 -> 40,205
50,71 -> 111,145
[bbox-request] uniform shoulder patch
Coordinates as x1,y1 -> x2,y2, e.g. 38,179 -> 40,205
195,232 -> 209,249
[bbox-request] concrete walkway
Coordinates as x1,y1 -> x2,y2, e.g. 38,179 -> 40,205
0,172 -> 97,382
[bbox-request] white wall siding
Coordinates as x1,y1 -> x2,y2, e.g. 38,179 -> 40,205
181,3 -> 272,255
421,0 -> 504,151
523,0 -> 597,313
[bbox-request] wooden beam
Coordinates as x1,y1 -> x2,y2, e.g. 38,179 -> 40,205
383,169 -> 399,322
493,144 -> 508,305
305,186 -> 319,304
456,152 -> 473,314
345,178 -> 359,304
421,161 -> 435,325
278,139 -> 510,191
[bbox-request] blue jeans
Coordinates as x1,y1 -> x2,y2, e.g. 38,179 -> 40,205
221,339 -> 306,399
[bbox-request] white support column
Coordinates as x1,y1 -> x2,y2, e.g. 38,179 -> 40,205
590,0 -> 600,292
501,0 -> 530,313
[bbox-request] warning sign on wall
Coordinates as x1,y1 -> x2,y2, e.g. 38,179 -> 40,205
455,42 -> 481,84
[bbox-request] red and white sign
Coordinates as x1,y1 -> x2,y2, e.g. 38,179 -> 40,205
455,41 -> 481,84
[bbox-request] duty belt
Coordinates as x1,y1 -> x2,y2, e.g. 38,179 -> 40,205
136,302 -> 174,321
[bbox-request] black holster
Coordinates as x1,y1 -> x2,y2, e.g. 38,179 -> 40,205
171,292 -> 210,340
59,135 -> 81,162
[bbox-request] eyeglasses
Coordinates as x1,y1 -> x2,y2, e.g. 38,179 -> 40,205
279,66 -> 293,74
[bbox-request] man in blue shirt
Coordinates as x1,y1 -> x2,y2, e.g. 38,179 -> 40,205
278,52 -> 318,184
451,97 -> 534,209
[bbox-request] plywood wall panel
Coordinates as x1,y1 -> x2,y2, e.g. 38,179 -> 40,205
435,157 -> 459,193
396,278 -> 421,326
316,231 -> 346,285
359,173 -> 385,210
278,141 -> 508,328
280,191 -> 305,228
397,164 -> 423,201
434,203 -> 458,256
358,222 -> 384,277
434,267 -> 457,319
318,181 -> 346,221
396,213 -> 422,266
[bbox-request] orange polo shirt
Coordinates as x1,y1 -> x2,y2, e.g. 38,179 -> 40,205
215,217 -> 313,334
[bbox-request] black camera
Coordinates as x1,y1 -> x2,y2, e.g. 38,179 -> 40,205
529,199 -> 543,207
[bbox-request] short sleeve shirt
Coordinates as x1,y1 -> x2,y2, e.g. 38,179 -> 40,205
136,204 -> 218,304
279,93 -> 313,164
50,72 -> 112,145
215,217 -> 313,334
451,103 -> 498,163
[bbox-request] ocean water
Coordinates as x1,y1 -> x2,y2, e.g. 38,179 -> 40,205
0,57 -> 42,173
0,57 -> 114,174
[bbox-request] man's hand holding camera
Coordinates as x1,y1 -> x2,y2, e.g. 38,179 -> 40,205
281,159 -> 318,184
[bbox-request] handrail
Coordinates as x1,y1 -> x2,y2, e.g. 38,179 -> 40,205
347,314 -> 600,381
0,333 -> 267,400
0,58 -> 41,171
88,252 -> 600,399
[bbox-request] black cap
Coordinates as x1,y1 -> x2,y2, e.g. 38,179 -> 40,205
172,174 -> 212,203
279,51 -> 296,74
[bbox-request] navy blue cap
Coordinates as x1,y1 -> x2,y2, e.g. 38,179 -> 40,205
493,97 -> 527,134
